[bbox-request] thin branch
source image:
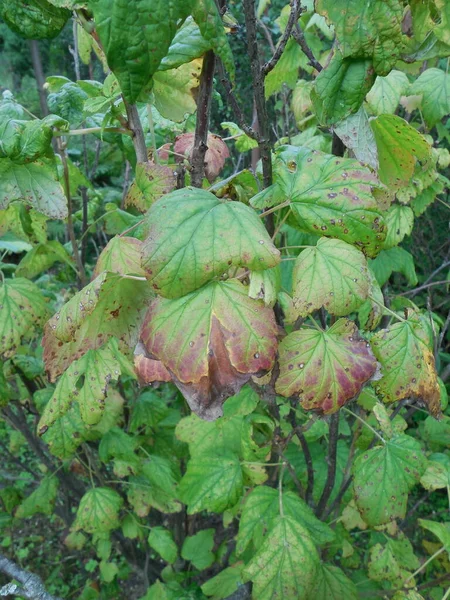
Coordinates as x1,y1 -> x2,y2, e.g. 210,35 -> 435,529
296,428 -> 314,506
262,0 -> 303,75
399,280 -> 449,296
292,24 -> 323,72
191,50 -> 216,187
53,126 -> 132,137
315,412 -> 339,518
0,553 -> 62,600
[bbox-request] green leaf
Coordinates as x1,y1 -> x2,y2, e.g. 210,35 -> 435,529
419,519 -> 450,553
0,159 -> 68,219
0,278 -> 48,357
47,82 -> 88,126
221,122 -> 258,153
352,434 -> 426,526
125,163 -> 176,212
98,427 -> 139,463
248,266 -> 280,308
0,114 -> 67,162
251,146 -> 385,257
316,0 -> 403,74
176,413 -> 243,458
93,236 -> 145,278
140,280 -> 277,420
242,515 -> 319,600
201,566 -> 244,599
411,177 -> 445,216
369,247 -> 417,287
127,476 -> 181,517
358,268 -> 384,331
142,188 -> 279,298
42,271 -> 153,380
15,476 -> 58,518
434,0 -> 450,45
148,527 -> 178,564
291,80 -> 313,125
177,452 -> 243,514
310,564 -> 358,600
159,17 -> 211,71
99,561 -> 118,583
410,68 -> 450,128
237,486 -> 333,555
0,0 -> 70,39
90,0 -> 188,103
366,70 -> 410,115
383,205 -> 414,250
370,115 -> 432,191
16,241 -> 74,279
265,39 -> 304,98
129,391 -> 170,432
421,453 -> 450,491
153,60 -> 202,123
311,52 -> 375,126
181,529 -> 215,570
73,487 -> 123,534
333,107 -> 379,169
371,318 -> 441,417
276,319 -> 376,413
41,404 -> 85,459
291,239 -> 370,317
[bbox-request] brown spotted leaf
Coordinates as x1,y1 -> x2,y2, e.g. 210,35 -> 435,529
43,272 -> 153,381
141,188 -> 280,299
276,319 -> 376,414
93,236 -> 145,278
292,238 -> 370,317
174,132 -> 229,182
140,279 -> 278,420
250,146 -> 386,257
125,162 -> 176,212
0,278 -> 48,358
370,317 -> 441,417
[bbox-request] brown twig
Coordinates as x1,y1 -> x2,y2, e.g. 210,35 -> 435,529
315,412 -> 340,518
262,0 -> 303,75
292,24 -> 323,72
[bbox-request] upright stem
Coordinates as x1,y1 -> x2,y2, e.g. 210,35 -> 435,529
191,50 -> 216,187
124,100 -> 148,163
315,412 -> 339,518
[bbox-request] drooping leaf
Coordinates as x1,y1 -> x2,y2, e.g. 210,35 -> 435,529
93,237 -> 145,278
371,317 -> 441,417
0,0 -> 70,39
148,527 -> 178,564
333,107 -> 379,169
316,0 -> 404,74
370,115 -> 432,191
352,434 -> 426,526
242,515 -> 319,600
276,319 -> 376,414
410,68 -> 450,128
0,114 -> 67,163
73,487 -> 123,534
159,17 -> 211,71
153,60 -> 202,123
174,133 -> 229,182
251,146 -> 386,257
0,278 -> 48,357
89,0 -> 189,103
383,205 -> 414,250
366,70 -> 410,115
43,271 -> 153,380
125,163 -> 176,212
310,564 -> 358,600
358,268 -> 384,331
16,241 -> 74,279
141,188 -> 279,298
0,159 -> 68,219
291,239 -> 370,317
177,452 -> 243,514
369,247 -> 418,287
181,529 -> 215,570
419,519 -> 450,554
15,476 -> 58,518
220,122 -> 258,153
201,566 -> 244,600
311,52 -> 375,126
248,266 -> 280,308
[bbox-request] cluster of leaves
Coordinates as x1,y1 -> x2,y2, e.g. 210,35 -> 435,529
0,0 -> 450,599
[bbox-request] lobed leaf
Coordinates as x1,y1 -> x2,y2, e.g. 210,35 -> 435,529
73,487 -> 123,534
125,163 -> 176,212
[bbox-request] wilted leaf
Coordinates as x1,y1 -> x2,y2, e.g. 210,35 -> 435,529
174,133 -> 229,182
248,266 -> 280,308
73,487 -> 123,534
291,239 -> 370,317
352,434 -> 426,526
371,317 -> 441,417
276,319 -> 376,414
15,476 -> 58,518
141,188 -> 279,298
125,163 -> 176,212
0,278 -> 48,357
366,70 -> 410,115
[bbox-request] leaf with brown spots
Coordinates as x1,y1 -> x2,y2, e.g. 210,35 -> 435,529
352,434 -> 426,526
174,133 -> 229,182
140,279 -> 278,420
43,272 -> 153,381
291,238 -> 370,317
93,236 -> 145,278
370,318 -> 441,418
0,278 -> 48,358
141,188 -> 280,299
250,146 -> 386,257
125,162 -> 176,213
276,319 -> 376,414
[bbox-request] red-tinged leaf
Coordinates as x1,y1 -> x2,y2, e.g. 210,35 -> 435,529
276,319 -> 376,414
134,353 -> 171,385
43,272 -> 153,381
174,132 -> 230,182
93,236 -> 145,278
125,162 -> 176,212
140,279 -> 278,420
370,317 -> 441,417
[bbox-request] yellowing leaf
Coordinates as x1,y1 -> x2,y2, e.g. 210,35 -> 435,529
125,162 -> 176,213
73,487 -> 123,534
292,239 -> 370,317
383,205 -> 414,250
93,236 -> 145,278
140,280 -> 278,420
366,70 -> 410,115
141,188 -> 279,298
154,60 -> 202,123
276,319 -> 376,414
